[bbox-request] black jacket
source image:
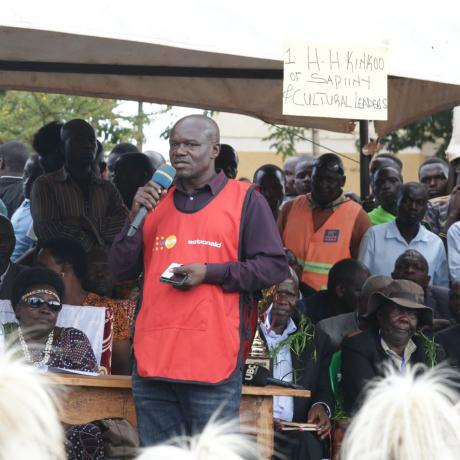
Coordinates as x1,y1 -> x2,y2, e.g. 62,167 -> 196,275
425,285 -> 451,320
341,328 -> 445,416
436,323 -> 460,367
0,177 -> 24,218
298,290 -> 346,324
0,262 -> 27,300
261,317 -> 334,422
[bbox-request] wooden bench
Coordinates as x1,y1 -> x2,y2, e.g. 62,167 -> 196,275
49,374 -> 310,458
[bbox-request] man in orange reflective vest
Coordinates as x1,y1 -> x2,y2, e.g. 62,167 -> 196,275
278,153 -> 371,292
110,115 -> 288,446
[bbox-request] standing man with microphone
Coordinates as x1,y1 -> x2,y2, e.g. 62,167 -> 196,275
110,114 -> 288,446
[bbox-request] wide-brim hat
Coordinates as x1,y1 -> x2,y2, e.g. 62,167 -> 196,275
365,279 -> 433,327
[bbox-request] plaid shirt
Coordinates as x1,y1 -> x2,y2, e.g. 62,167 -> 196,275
31,167 -> 128,252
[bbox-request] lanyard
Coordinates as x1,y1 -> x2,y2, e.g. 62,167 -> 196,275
401,350 -> 406,372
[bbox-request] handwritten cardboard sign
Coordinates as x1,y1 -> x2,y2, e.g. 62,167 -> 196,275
283,42 -> 388,120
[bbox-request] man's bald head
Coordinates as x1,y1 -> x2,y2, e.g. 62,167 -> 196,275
143,151 -> 166,170
169,115 -> 221,184
392,249 -> 430,290
283,156 -> 300,196
171,115 -> 220,143
0,141 -> 30,176
61,119 -> 96,142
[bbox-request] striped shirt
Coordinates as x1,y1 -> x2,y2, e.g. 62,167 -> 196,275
31,167 -> 128,252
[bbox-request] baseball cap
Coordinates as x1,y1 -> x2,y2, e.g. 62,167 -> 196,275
313,153 -> 345,175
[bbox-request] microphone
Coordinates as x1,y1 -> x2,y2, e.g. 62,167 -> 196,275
243,363 -> 304,390
127,164 -> 176,237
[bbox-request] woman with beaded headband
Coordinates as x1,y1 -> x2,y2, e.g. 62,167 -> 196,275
9,267 -> 98,372
7,267 -> 104,460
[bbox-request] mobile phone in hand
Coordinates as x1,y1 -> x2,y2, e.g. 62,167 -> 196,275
159,263 -> 188,287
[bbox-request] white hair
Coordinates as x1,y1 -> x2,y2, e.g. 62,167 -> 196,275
0,349 -> 65,460
136,416 -> 261,460
340,363 -> 460,460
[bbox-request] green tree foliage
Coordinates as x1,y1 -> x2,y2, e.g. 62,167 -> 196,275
263,124 -> 308,159
262,110 -> 453,160
0,91 -> 148,152
381,110 -> 453,158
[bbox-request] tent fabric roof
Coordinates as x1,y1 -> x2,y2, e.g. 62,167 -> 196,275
1,0 -> 460,135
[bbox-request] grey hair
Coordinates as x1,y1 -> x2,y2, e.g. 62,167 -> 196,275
340,363 -> 460,460
136,416 -> 261,460
0,349 -> 65,460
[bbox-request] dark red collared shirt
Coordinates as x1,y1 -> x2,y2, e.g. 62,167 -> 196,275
109,171 -> 288,292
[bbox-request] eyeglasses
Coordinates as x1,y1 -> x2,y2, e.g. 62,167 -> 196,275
274,292 -> 297,302
23,296 -> 62,313
388,305 -> 419,319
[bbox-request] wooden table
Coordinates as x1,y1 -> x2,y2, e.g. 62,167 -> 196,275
49,374 -> 310,458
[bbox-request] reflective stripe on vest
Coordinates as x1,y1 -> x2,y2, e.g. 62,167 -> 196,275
134,179 -> 251,384
301,260 -> 334,275
282,195 -> 362,291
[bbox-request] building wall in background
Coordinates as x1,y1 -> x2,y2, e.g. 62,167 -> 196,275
213,112 -> 425,195
237,150 -> 424,193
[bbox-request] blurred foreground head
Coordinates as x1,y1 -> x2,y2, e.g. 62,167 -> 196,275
340,364 -> 460,460
215,144 -> 238,179
136,417 -> 260,460
0,351 -> 65,460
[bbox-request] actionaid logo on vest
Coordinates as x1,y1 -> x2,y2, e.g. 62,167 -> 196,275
154,235 -> 177,251
187,239 -> 222,249
323,229 -> 340,243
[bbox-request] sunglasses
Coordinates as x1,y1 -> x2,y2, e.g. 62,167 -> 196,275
23,296 -> 62,313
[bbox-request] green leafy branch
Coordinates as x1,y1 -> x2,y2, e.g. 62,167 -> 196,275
416,331 -> 439,368
268,314 -> 316,362
262,125 -> 308,159
381,109 -> 453,158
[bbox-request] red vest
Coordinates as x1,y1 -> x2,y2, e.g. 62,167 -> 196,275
282,195 -> 362,291
134,179 -> 252,384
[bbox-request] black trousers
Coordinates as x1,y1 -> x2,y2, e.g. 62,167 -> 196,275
274,430 -> 325,460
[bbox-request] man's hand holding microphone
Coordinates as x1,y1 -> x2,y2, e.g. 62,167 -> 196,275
128,164 -> 206,289
129,180 -> 165,222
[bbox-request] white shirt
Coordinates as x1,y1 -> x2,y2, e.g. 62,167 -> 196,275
261,308 -> 297,422
381,337 -> 417,372
358,220 -> 449,287
447,221 -> 460,281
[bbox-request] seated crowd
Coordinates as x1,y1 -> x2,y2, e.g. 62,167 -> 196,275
0,116 -> 460,460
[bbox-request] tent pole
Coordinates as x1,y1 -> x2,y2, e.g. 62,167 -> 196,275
359,120 -> 370,198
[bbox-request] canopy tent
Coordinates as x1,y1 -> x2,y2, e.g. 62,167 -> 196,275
2,0 -> 460,135
1,0 -> 460,194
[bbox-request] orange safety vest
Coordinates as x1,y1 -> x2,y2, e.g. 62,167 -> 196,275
282,195 -> 362,291
134,179 -> 252,384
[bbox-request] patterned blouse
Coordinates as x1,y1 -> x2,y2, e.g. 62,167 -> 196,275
83,292 -> 134,340
48,327 -> 99,372
5,325 -> 98,373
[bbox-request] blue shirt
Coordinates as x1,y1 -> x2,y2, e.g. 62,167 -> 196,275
10,199 -> 34,261
358,220 -> 449,287
447,221 -> 460,281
